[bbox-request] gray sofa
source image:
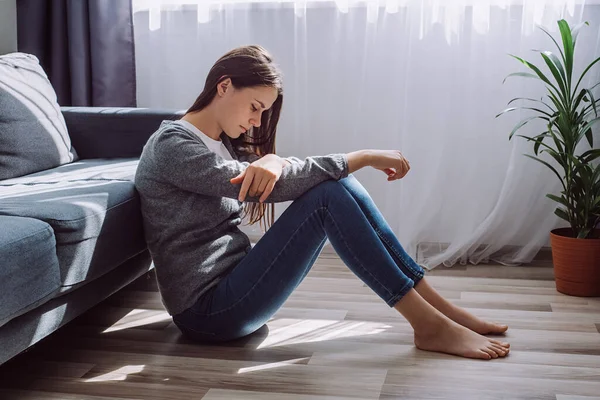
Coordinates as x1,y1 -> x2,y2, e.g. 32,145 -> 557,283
0,53 -> 181,365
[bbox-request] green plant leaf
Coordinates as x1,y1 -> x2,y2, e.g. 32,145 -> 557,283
582,99 -> 600,120
577,229 -> 591,239
554,207 -> 570,222
509,55 -> 564,102
546,92 -> 568,122
543,51 -> 567,83
540,52 -> 568,96
496,106 -> 552,118
557,20 -> 574,83
571,21 -> 589,48
584,89 -> 598,117
534,137 -> 543,155
581,149 -> 600,163
524,154 -> 566,190
496,107 -> 517,117
516,133 -> 553,156
507,97 -> 554,111
574,56 -> 600,94
547,193 -> 569,207
580,117 -> 600,142
509,116 -> 546,140
503,72 -> 540,84
539,25 -> 566,64
585,127 -> 593,148
541,147 -> 567,166
573,89 -> 590,114
547,123 -> 566,152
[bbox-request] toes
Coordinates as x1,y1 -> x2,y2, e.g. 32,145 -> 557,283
490,338 -> 510,348
477,350 -> 492,360
483,347 -> 498,359
483,322 -> 508,334
491,344 -> 508,356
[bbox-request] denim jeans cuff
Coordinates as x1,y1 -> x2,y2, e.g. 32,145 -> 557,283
385,279 -> 415,307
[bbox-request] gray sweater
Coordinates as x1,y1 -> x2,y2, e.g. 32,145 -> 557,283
134,121 -> 349,315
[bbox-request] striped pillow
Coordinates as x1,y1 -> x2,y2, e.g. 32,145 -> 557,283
0,53 -> 78,180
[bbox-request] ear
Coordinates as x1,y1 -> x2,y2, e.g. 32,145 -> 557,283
217,77 -> 232,97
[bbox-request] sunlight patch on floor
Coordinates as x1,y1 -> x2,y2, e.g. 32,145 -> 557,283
257,318 -> 391,349
102,309 -> 171,333
84,365 -> 145,382
237,357 -> 310,374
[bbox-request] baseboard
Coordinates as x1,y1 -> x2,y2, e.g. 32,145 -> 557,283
416,241 -> 553,262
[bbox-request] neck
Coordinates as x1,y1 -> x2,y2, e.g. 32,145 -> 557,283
182,105 -> 223,141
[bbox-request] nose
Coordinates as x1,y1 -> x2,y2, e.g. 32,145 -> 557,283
250,118 -> 261,128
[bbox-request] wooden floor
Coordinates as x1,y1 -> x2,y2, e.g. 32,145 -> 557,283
1,247 -> 599,400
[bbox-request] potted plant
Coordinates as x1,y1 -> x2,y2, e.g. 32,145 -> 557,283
497,19 -> 600,296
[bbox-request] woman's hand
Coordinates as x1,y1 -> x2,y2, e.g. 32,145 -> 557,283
230,154 -> 285,202
347,149 -> 410,180
369,150 -> 410,181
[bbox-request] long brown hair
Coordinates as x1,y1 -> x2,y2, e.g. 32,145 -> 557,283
187,45 -> 283,232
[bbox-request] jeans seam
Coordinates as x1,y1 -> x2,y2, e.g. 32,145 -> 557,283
190,207 -> 326,318
340,176 -> 423,280
374,226 -> 424,279
323,209 -> 396,300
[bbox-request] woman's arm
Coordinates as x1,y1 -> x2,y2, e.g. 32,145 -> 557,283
271,151 -> 367,172
346,150 -> 372,174
233,149 -> 408,202
272,149 -> 406,177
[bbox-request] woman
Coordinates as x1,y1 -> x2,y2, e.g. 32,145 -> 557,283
135,45 -> 510,360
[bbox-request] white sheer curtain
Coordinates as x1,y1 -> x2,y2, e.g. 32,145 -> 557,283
132,0 -> 600,269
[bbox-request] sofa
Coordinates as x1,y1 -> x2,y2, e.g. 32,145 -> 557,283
0,53 -> 181,365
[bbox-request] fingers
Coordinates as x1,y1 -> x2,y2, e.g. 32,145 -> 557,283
249,175 -> 267,197
230,170 -> 245,183
259,179 -> 277,203
237,167 -> 278,202
238,168 -> 255,202
256,176 -> 271,196
392,157 -> 410,180
399,158 -> 410,179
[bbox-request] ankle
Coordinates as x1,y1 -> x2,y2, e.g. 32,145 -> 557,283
394,289 -> 451,332
412,312 -> 451,336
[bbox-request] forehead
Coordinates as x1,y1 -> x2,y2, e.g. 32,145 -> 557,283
240,85 -> 278,107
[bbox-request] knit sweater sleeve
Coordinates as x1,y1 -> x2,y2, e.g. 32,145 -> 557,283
150,127 -> 348,203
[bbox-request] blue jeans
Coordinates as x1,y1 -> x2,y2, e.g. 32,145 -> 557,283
173,174 -> 425,342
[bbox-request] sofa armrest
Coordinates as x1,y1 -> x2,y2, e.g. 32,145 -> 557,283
61,107 -> 184,159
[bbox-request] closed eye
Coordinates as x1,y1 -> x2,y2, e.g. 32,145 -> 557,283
251,104 -> 258,112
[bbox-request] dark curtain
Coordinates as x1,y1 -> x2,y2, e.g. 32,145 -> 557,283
16,0 -> 136,107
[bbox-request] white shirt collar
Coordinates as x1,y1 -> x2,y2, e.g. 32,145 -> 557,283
177,119 -> 222,145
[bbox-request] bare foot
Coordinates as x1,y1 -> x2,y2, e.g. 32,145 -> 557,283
444,304 -> 508,335
414,318 -> 510,360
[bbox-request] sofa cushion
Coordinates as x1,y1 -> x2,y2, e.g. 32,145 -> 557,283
0,53 -> 78,180
0,159 -> 145,288
0,158 -> 137,185
0,216 -> 61,328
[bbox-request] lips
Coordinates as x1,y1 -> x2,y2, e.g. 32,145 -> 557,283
240,125 -> 247,133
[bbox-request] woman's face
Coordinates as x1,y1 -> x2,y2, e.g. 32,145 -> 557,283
215,78 -> 278,139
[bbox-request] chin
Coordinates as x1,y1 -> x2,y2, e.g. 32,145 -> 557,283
222,130 -> 235,139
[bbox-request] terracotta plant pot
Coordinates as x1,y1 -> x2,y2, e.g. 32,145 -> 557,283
550,228 -> 600,297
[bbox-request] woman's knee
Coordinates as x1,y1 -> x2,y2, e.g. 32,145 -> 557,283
311,178 -> 347,195
295,178 -> 353,209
